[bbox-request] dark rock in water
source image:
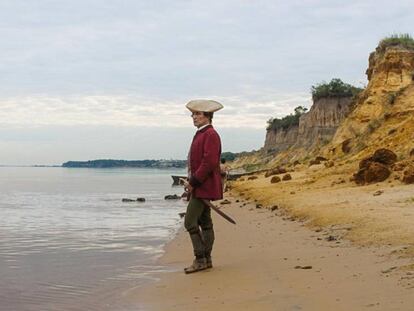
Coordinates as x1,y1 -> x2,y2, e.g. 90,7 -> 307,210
354,162 -> 391,185
270,176 -> 281,183
315,156 -> 327,162
372,148 -> 397,166
164,194 -> 181,200
247,175 -> 258,180
282,174 -> 292,181
136,197 -> 146,202
122,198 -> 136,202
402,165 -> 414,184
256,204 -> 262,209
326,235 -> 337,241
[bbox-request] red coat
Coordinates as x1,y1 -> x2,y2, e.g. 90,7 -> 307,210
188,125 -> 223,200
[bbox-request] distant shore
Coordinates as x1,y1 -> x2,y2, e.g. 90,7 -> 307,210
62,159 -> 187,168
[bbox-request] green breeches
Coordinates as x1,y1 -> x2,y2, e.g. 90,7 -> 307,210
184,197 -> 215,259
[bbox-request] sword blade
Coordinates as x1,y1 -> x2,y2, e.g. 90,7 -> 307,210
202,199 -> 236,225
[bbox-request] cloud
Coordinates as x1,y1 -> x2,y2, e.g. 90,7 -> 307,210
4,0 -> 409,96
0,92 -> 311,130
1,0 -> 413,165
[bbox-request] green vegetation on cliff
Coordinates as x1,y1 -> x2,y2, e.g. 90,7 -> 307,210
266,106 -> 308,131
221,152 -> 237,161
311,78 -> 362,101
62,159 -> 186,168
267,79 -> 362,132
221,151 -> 259,162
377,33 -> 414,53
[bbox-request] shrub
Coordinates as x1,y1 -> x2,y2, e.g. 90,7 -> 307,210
377,33 -> 414,54
266,106 -> 308,131
311,78 -> 363,101
221,152 -> 237,161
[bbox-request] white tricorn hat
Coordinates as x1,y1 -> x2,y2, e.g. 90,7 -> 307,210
186,99 -> 223,113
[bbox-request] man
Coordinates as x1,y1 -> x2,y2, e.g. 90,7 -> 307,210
182,99 -> 223,274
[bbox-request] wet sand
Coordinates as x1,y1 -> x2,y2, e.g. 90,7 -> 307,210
127,194 -> 414,310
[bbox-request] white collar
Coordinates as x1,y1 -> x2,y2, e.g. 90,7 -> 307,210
197,124 -> 210,131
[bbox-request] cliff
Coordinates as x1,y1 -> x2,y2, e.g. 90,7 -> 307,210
263,96 -> 353,155
328,45 -> 414,159
232,39 -> 414,171
263,125 -> 298,153
295,97 -> 352,149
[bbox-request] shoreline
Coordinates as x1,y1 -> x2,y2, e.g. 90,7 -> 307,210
127,186 -> 414,310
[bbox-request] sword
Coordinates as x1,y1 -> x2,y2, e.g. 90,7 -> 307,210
202,199 -> 236,225
179,178 -> 236,225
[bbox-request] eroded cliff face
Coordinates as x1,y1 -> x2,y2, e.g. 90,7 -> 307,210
295,97 -> 352,149
234,45 -> 414,170
329,46 -> 414,159
263,125 -> 298,153
263,97 -> 352,154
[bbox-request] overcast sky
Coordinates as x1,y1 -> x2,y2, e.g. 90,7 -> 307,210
0,0 -> 413,165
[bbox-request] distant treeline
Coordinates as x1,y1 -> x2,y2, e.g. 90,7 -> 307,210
62,159 -> 187,168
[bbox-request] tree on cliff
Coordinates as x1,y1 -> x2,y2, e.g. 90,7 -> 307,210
311,78 -> 362,101
266,106 -> 308,131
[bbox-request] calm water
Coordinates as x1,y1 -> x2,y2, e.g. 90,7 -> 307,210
0,167 -> 186,311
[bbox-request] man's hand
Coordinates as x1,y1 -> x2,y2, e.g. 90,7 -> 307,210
180,178 -> 193,193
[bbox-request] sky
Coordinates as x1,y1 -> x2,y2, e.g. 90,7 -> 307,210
0,0 -> 413,165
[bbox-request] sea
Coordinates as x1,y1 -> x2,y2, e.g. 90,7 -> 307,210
0,166 -> 187,311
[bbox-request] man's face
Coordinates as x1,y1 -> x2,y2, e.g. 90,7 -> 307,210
191,111 -> 210,128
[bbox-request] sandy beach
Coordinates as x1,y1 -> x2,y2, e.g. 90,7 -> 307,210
128,163 -> 414,311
